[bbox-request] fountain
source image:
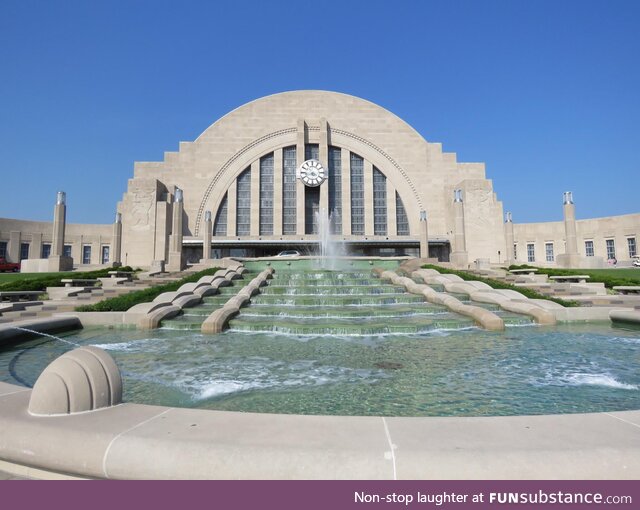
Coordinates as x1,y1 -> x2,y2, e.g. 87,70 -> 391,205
8,326 -> 78,346
315,207 -> 345,270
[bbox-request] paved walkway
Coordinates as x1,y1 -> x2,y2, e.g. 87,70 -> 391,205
0,469 -> 29,480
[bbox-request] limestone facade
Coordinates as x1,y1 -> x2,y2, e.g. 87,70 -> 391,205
511,213 -> 640,267
0,91 -> 638,269
0,217 -> 113,267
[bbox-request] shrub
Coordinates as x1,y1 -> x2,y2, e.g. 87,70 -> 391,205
75,267 -> 221,312
421,264 -> 580,307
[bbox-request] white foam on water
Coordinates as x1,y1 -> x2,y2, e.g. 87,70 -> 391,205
148,357 -> 387,402
530,366 -> 638,391
91,337 -> 161,352
504,322 -> 539,328
198,380 -> 268,399
564,373 -> 638,390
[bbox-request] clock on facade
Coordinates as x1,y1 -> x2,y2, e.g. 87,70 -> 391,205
298,159 -> 326,187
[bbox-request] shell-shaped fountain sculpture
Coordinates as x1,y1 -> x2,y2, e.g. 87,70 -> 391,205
28,346 -> 122,416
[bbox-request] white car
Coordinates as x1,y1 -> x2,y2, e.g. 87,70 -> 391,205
276,250 -> 301,257
633,258 -> 640,268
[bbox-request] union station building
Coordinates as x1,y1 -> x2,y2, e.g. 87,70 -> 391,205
1,91 -> 638,270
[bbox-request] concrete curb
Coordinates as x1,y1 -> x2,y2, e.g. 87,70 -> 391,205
378,269 -> 505,331
1,380 -> 639,479
202,267 -> 274,334
412,268 -> 557,326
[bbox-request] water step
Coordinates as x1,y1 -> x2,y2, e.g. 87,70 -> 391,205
268,278 -> 378,286
260,286 -> 407,296
251,294 -> 427,306
228,317 -> 476,335
240,303 -> 451,318
271,271 -> 374,280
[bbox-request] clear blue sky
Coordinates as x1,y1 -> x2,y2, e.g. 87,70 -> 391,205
1,0 -> 638,225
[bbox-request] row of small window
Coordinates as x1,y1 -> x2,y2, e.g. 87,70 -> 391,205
516,237 -> 637,262
0,242 -> 111,264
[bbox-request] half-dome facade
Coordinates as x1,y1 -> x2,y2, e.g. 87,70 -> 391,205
119,90 -> 504,267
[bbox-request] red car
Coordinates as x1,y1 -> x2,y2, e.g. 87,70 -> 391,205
0,257 -> 20,272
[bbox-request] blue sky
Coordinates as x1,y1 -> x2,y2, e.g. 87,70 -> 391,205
1,0 -> 638,225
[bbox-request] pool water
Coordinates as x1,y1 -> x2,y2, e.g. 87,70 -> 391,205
1,322 -> 639,417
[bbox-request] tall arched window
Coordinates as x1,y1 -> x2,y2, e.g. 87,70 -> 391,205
213,193 -> 228,236
236,167 -> 251,236
396,191 -> 410,235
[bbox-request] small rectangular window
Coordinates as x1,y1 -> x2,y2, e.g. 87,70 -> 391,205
82,245 -> 92,264
606,239 -> 616,260
0,241 -> 7,259
527,243 -> 535,263
41,243 -> 51,259
545,242 -> 554,262
628,237 -> 637,258
20,243 -> 30,261
101,246 -> 110,264
63,245 -> 72,258
585,240 -> 594,257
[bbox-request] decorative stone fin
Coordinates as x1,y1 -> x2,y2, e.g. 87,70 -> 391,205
28,346 -> 123,416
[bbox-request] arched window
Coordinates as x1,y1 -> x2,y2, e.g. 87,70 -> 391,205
396,192 -> 410,235
213,193 -> 227,236
373,167 -> 387,235
236,167 -> 251,236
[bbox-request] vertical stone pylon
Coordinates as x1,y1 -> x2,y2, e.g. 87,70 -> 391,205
556,191 -> 583,268
200,210 -> 212,263
450,189 -> 468,268
112,212 -> 122,267
167,188 -> 185,271
48,191 -> 73,271
51,191 -> 66,257
563,191 -> 578,256
504,211 -> 514,266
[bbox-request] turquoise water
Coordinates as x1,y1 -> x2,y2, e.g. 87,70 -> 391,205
1,322 -> 639,417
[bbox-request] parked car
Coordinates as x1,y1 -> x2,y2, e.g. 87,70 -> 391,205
633,258 -> 640,268
276,250 -> 301,257
0,257 -> 20,272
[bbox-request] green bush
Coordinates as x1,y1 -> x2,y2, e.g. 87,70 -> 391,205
507,264 -> 640,288
75,267 -> 221,312
421,264 -> 580,307
0,266 -> 137,292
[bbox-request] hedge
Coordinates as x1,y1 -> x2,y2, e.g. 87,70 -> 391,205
75,267 -> 221,312
421,264 -> 580,307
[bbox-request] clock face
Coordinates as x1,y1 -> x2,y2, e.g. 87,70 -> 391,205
298,159 -> 326,187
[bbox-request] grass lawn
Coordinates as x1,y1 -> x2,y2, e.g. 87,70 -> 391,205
577,268 -> 640,283
0,271 -> 79,284
508,264 -> 640,288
